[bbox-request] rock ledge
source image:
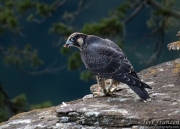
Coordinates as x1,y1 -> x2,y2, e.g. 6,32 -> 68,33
1,59 -> 180,129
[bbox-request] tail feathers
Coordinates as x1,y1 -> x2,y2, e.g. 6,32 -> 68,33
112,73 -> 152,89
128,85 -> 150,100
112,73 -> 151,100
129,71 -> 139,79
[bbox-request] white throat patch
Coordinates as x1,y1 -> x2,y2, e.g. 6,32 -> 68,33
77,37 -> 83,47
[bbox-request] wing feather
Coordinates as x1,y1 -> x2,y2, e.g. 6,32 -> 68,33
81,45 -> 133,77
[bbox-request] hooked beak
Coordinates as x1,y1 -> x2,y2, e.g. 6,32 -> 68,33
63,40 -> 74,48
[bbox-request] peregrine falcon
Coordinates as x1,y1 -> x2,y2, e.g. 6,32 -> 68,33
64,32 -> 152,100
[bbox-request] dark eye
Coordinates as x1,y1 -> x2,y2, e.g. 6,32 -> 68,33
71,37 -> 76,41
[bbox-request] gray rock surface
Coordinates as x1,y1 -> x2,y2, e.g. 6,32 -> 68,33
1,59 -> 180,129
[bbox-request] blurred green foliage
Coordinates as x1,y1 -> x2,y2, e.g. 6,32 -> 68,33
80,70 -> 94,81
12,94 -> 28,113
30,101 -> 52,109
0,86 -> 28,122
0,85 -> 10,122
60,47 -> 70,55
49,23 -> 73,38
0,0 -> 60,34
3,44 -> 43,68
0,0 -> 61,123
0,0 -> 62,68
68,52 -> 82,71
0,84 -> 52,122
81,18 -> 123,37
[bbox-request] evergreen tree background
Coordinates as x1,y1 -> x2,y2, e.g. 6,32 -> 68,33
0,0 -> 180,122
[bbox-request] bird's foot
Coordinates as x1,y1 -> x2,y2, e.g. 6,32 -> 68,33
93,84 -> 117,97
105,85 -> 116,94
93,91 -> 106,97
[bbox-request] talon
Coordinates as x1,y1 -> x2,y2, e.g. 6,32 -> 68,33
105,85 -> 111,93
110,87 -> 116,92
105,85 -> 117,94
93,92 -> 106,97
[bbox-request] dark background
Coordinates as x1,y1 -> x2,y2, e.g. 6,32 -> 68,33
0,0 -> 180,106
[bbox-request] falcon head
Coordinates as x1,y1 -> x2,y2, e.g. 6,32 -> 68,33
64,32 -> 87,50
